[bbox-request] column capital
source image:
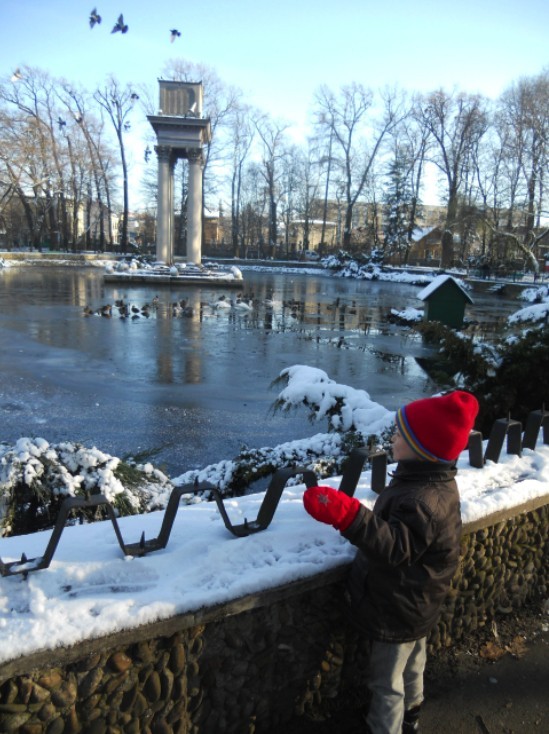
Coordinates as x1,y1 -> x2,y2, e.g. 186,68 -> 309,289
187,149 -> 204,166
155,145 -> 172,163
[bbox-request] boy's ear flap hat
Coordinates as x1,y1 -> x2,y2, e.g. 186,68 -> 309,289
396,390 -> 479,463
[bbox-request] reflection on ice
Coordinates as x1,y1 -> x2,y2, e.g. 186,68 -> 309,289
0,266 -> 521,476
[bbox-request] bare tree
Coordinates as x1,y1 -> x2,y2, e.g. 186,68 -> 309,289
415,89 -> 488,267
227,104 -> 255,256
61,84 -> 117,251
394,107 -> 430,259
94,77 -> 139,251
314,83 -> 404,249
239,162 -> 268,255
0,67 -> 78,249
494,69 -> 549,269
254,115 -> 290,254
292,141 -> 324,253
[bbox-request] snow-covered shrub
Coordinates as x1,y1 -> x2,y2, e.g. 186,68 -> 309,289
171,367 -> 397,498
518,285 -> 549,303
412,322 -> 549,436
271,365 -> 393,437
508,301 -> 549,325
0,438 -> 174,537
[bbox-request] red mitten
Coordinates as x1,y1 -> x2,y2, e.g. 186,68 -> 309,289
303,486 -> 361,531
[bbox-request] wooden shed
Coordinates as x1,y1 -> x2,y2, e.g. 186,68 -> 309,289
417,274 -> 473,328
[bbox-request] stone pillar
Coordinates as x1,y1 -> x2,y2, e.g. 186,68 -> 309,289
187,150 -> 203,265
155,146 -> 173,264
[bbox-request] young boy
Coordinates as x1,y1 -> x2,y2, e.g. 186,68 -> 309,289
303,390 -> 479,734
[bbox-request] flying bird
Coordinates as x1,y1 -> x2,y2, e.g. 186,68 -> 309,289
188,101 -> 197,116
58,117 -> 66,128
112,14 -> 128,34
170,29 -> 181,43
89,8 -> 101,28
144,146 -> 151,163
11,68 -> 23,82
130,92 -> 139,102
74,113 -> 83,124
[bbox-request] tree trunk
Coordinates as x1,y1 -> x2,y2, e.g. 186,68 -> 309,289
343,204 -> 353,248
441,191 -> 459,267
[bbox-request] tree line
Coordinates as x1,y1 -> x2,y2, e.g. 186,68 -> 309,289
1,62 -> 547,269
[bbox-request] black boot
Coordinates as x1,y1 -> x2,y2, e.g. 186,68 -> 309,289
402,704 -> 421,733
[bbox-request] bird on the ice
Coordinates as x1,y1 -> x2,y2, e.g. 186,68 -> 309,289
170,29 -> 181,43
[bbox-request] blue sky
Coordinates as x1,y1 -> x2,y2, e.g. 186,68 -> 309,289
2,0 -> 548,208
2,0 -> 548,126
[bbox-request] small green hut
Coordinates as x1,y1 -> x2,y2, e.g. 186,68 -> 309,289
417,274 -> 473,328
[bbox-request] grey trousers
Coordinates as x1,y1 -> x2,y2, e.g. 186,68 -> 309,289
366,637 -> 426,734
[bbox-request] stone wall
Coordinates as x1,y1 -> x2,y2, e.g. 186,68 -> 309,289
0,498 -> 547,734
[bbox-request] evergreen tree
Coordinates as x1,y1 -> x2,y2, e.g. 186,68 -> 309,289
382,146 -> 420,263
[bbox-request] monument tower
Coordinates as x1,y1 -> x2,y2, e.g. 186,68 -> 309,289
147,81 -> 211,265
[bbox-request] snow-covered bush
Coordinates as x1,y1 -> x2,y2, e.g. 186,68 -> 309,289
413,321 -> 549,435
508,283 -> 549,325
0,438 -> 174,537
174,367 -> 397,497
271,365 -> 393,436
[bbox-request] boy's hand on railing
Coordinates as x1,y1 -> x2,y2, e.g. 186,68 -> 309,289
303,486 -> 361,531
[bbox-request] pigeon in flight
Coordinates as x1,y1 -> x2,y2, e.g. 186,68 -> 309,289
58,117 -> 66,128
11,68 -> 23,82
130,92 -> 139,102
144,146 -> 151,163
112,14 -> 128,34
170,29 -> 181,43
89,8 -> 101,28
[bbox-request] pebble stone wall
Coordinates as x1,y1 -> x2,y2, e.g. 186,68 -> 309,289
0,498 -> 547,734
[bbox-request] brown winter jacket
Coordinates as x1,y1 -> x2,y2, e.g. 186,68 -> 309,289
342,459 -> 462,642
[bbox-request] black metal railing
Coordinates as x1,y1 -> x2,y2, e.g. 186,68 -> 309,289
1,408 -> 548,578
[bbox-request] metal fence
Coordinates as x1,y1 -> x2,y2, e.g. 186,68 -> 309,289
1,408 -> 548,578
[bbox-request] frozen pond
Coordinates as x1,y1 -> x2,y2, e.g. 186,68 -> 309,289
0,265 -> 521,477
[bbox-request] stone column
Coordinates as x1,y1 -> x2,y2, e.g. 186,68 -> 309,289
187,150 -> 203,265
155,146 -> 173,264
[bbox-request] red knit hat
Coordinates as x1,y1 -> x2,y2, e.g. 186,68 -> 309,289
396,391 -> 479,463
